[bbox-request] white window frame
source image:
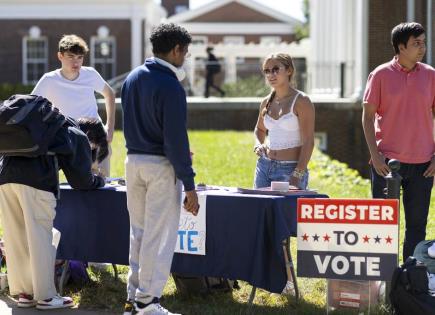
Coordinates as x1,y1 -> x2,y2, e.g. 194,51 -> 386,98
90,36 -> 117,79
22,36 -> 48,84
223,36 -> 245,45
260,36 -> 282,45
175,4 -> 188,14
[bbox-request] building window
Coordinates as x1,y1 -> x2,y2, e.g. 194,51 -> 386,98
91,26 -> 116,80
22,26 -> 48,84
260,36 -> 282,45
191,36 -> 208,46
223,36 -> 245,45
175,5 -> 188,14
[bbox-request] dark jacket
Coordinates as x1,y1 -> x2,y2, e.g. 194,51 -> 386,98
206,52 -> 221,74
121,58 -> 195,191
0,125 -> 105,194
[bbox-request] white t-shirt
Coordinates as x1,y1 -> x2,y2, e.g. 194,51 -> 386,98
32,67 -> 106,119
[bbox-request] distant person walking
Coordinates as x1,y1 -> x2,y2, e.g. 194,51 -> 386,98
362,22 -> 435,261
204,47 -> 225,98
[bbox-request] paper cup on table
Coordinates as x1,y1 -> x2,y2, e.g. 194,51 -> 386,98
0,273 -> 7,291
271,181 -> 289,192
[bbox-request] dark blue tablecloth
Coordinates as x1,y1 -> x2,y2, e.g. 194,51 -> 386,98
54,185 -> 326,293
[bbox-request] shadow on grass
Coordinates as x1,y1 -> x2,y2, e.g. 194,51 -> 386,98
61,266 -> 329,315
161,288 -> 326,315
63,265 -> 127,312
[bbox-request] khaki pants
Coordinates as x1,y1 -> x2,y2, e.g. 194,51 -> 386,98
125,154 -> 182,303
0,183 -> 57,300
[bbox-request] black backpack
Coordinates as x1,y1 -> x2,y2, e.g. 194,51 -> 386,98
389,257 -> 435,315
0,94 -> 67,157
172,273 -> 238,296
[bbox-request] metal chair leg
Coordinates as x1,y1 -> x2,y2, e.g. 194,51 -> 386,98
283,238 -> 300,301
59,260 -> 70,295
248,286 -> 257,307
286,238 -> 299,301
112,263 -> 118,280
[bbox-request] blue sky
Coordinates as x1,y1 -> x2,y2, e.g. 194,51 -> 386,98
156,0 -> 305,21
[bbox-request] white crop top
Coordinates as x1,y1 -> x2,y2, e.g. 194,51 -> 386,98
263,92 -> 302,150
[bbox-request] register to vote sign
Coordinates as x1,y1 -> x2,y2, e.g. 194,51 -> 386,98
175,194 -> 207,256
297,198 -> 398,280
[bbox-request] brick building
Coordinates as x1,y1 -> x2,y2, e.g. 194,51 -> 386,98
0,0 -> 165,84
165,0 -> 304,96
167,0 -> 300,46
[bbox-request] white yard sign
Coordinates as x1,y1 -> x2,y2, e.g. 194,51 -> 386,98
175,193 -> 207,255
297,198 -> 399,280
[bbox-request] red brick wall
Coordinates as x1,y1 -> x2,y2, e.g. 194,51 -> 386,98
0,19 -> 131,84
367,0 -> 431,72
368,0 -> 407,72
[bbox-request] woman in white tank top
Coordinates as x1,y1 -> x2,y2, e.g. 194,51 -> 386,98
252,53 -> 315,295
253,53 -> 315,190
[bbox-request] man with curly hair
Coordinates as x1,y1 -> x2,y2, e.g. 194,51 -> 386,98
121,23 -> 199,315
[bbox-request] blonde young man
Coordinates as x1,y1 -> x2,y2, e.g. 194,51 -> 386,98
32,34 -> 115,176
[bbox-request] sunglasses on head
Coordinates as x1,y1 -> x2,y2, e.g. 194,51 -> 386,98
262,65 -> 284,76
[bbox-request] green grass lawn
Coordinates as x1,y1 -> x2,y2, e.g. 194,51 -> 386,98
2,130 -> 435,314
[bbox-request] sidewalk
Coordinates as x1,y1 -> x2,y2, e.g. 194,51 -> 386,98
0,295 -> 118,315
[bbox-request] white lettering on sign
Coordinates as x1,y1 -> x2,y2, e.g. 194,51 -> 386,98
313,255 -> 381,276
331,256 -> 349,275
314,255 -> 331,273
300,204 -> 394,221
367,257 -> 381,276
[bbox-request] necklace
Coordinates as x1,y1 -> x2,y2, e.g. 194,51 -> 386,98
274,92 -> 293,105
274,92 -> 293,116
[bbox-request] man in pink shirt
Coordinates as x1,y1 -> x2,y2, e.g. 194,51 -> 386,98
362,22 -> 435,260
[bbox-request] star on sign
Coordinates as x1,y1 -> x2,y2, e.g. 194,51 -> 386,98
385,235 -> 393,244
302,233 -> 309,241
313,234 -> 320,242
374,235 -> 381,243
323,234 -> 331,242
363,235 -> 370,243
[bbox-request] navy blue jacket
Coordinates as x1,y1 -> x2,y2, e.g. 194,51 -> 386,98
0,126 -> 105,194
121,58 -> 195,191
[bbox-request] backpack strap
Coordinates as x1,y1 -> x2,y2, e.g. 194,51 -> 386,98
4,95 -> 41,125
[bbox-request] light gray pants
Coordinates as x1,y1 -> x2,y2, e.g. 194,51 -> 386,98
125,154 -> 182,303
0,183 -> 57,301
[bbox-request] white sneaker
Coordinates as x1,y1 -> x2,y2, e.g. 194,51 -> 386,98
282,280 -> 296,296
17,293 -> 37,308
133,302 -> 181,315
36,294 -> 74,310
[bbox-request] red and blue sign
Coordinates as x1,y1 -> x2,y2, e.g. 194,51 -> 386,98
297,198 -> 399,280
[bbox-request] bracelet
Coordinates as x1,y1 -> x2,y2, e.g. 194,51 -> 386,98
292,168 -> 306,180
253,144 -> 263,152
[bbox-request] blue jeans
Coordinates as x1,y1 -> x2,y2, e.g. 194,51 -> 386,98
371,161 -> 433,261
254,156 -> 309,189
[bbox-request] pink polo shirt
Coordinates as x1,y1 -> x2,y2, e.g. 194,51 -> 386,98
363,57 -> 435,163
